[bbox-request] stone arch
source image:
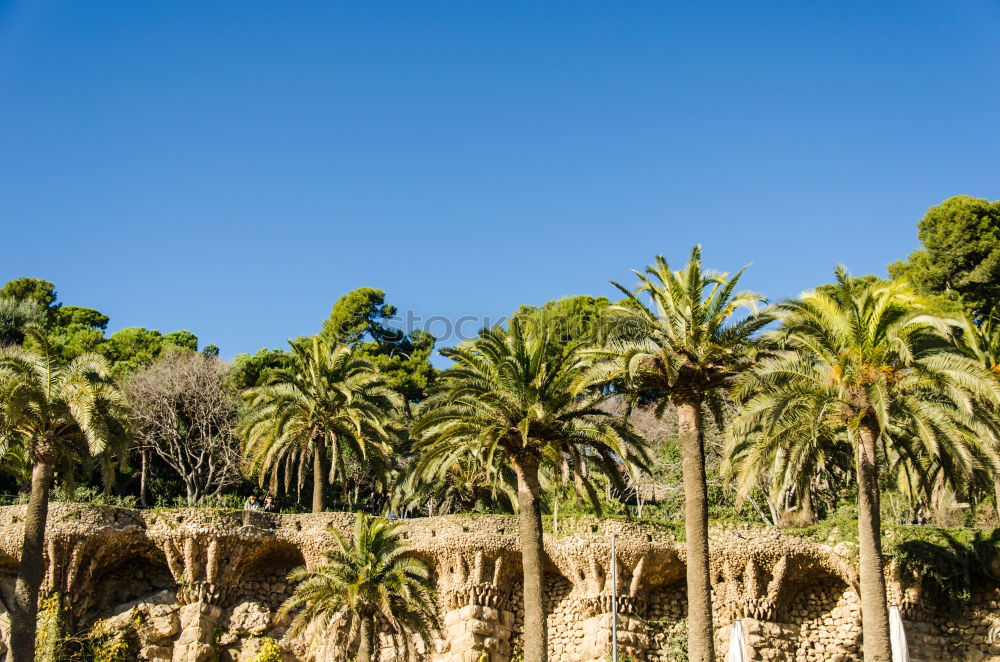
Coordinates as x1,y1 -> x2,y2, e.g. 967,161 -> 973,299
75,542 -> 176,624
781,574 -> 861,661
230,540 -> 306,610
645,578 -> 688,661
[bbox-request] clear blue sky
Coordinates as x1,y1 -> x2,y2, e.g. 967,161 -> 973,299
2,1 -> 998,358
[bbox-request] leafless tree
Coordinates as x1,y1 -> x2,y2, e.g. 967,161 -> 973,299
127,352 -> 242,505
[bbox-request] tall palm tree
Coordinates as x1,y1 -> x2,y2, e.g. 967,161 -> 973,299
412,319 -> 647,662
279,512 -> 437,662
729,269 -> 1000,661
577,246 -> 772,662
0,324 -> 130,662
241,337 -> 402,512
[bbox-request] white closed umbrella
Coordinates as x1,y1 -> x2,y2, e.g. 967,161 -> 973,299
890,604 -> 909,662
726,619 -> 747,662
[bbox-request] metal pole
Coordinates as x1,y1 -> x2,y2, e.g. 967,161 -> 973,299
611,532 -> 618,662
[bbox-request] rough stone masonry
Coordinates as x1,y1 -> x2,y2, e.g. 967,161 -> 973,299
0,505 -> 998,662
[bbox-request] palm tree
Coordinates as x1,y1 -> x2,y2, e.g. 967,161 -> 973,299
577,246 -> 772,662
0,324 -> 130,662
279,512 -> 437,662
412,318 -> 647,662
724,392 -> 855,525
956,309 -> 1000,509
723,397 -> 980,527
729,269 -> 1000,661
392,448 -> 517,516
241,337 -> 402,512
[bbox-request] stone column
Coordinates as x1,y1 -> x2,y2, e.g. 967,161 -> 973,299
432,551 -> 516,662
436,603 -> 515,662
575,596 -> 647,662
171,601 -> 223,662
555,550 -> 651,662
160,536 -> 241,662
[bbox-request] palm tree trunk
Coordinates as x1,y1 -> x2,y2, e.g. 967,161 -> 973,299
139,448 -> 149,508
800,484 -> 815,524
675,399 -> 715,662
312,443 -> 326,513
553,490 -> 559,536
857,422 -> 892,661
10,460 -> 53,662
512,454 -> 548,662
357,617 -> 373,662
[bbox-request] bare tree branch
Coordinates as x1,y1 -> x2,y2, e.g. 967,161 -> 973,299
126,352 -> 241,505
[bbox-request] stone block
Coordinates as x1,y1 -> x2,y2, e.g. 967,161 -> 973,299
450,630 -> 479,651
223,600 -> 270,636
458,604 -> 483,621
145,607 -> 180,642
139,645 -> 172,661
172,642 -> 215,662
467,620 -> 494,636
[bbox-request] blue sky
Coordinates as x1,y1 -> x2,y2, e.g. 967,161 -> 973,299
1,1 -> 998,359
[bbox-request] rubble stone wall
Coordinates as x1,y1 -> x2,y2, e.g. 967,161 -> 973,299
0,505 -> 997,661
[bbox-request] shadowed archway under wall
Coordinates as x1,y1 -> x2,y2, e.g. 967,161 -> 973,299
79,544 -> 177,624
230,540 -> 307,611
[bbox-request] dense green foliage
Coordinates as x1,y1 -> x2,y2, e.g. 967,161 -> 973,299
728,270 -> 1000,521
227,348 -> 292,390
0,278 -> 59,310
0,277 -> 205,374
5,201 -> 1000,524
321,287 -> 438,402
0,325 -> 132,491
0,298 -> 44,346
890,195 -> 1000,318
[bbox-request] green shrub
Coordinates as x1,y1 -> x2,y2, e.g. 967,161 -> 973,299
50,484 -> 137,509
35,594 -> 63,662
82,608 -> 142,662
785,505 -> 860,546
884,526 -> 1000,606
788,509 -> 1000,607
653,619 -> 687,662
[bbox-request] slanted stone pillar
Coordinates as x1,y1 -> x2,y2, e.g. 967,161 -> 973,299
432,550 -> 516,662
159,536 -> 243,662
558,551 -> 651,662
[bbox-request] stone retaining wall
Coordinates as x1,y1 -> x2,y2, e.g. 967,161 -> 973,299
0,505 -> 997,661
